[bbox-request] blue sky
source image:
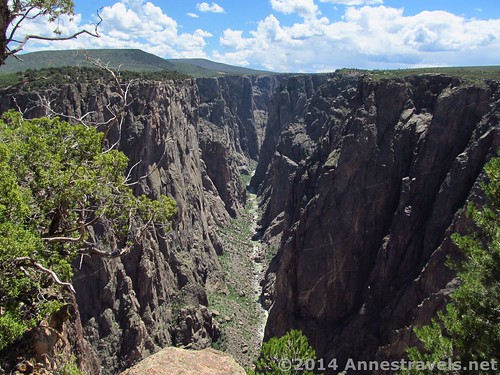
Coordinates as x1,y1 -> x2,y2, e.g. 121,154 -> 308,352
8,0 -> 500,72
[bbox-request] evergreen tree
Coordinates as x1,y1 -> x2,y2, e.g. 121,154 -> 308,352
255,329 -> 318,374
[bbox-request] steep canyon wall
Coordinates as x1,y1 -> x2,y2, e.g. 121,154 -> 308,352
255,74 -> 499,373
1,71 -> 498,374
0,74 -> 281,373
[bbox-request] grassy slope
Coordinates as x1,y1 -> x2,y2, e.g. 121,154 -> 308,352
1,49 -> 498,81
0,49 -> 176,73
168,58 -> 272,77
0,49 -> 271,77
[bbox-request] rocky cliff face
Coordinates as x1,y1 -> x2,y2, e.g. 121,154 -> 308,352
2,70 -> 497,374
1,80 -> 227,373
197,75 -> 282,216
251,74 -> 358,237
255,74 -> 499,372
0,75 -> 282,373
198,75 -> 281,162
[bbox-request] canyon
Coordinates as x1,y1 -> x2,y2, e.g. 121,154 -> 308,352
1,70 -> 498,373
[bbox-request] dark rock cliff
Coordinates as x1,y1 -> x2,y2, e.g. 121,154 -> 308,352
196,75 -> 283,216
251,74 -> 358,236
197,75 -> 281,162
255,74 -> 499,372
2,70 -> 497,374
1,80 -> 227,373
0,75 -> 282,373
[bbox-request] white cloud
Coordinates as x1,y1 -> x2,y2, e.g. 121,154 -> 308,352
216,14 -> 329,71
269,0 -> 320,19
187,12 -> 200,18
220,29 -> 249,49
10,1 -> 213,59
214,5 -> 500,71
320,0 -> 383,5
8,1 -> 500,72
196,2 -> 225,13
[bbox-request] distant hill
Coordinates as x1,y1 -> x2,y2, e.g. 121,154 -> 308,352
167,58 -> 271,76
0,49 -> 272,77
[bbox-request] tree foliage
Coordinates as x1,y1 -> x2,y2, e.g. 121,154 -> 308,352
0,110 -> 176,351
10,1 -> 74,19
401,154 -> 500,374
254,329 -> 317,374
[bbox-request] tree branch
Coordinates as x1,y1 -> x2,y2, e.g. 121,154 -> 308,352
13,257 -> 75,293
8,28 -> 99,57
43,219 -> 85,243
5,9 -> 102,60
77,244 -> 132,258
6,6 -> 38,43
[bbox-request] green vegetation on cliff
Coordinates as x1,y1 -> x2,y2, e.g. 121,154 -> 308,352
254,329 -> 318,375
0,65 -> 190,90
337,66 -> 500,82
0,49 -> 271,77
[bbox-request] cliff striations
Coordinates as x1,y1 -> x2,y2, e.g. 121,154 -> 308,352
197,75 -> 282,216
255,74 -> 499,373
0,74 -> 282,373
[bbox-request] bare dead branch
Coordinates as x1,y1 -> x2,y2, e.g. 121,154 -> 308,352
125,140 -> 173,186
78,242 -> 132,258
12,96 -> 25,115
6,8 -> 102,59
82,55 -> 136,152
13,257 -> 75,293
8,28 -> 99,57
32,262 -> 76,293
43,220 -> 85,244
6,7 -> 38,44
124,159 -> 144,184
44,106 -> 99,128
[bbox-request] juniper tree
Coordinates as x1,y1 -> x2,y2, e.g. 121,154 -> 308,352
254,329 -> 318,375
0,110 -> 176,351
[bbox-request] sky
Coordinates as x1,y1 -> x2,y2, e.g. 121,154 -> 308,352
8,0 -> 500,72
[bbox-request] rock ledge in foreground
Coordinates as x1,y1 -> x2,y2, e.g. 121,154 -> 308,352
120,347 -> 246,375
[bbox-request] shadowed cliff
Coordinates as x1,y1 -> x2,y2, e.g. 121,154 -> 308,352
1,69 -> 498,373
254,73 -> 499,373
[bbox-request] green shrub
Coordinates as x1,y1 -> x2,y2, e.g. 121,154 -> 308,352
0,111 -> 176,351
254,329 -> 317,374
